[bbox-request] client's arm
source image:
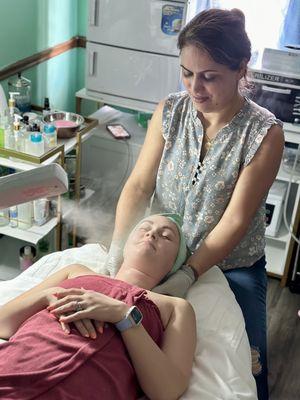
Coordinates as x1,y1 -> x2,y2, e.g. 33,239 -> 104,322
0,264 -> 93,339
123,295 -> 196,400
50,290 -> 196,400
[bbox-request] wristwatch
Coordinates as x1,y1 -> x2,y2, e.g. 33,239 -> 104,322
115,305 -> 143,332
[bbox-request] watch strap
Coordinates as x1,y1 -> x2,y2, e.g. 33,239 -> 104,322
115,306 -> 143,332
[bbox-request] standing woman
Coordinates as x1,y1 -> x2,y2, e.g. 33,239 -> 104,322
105,8 -> 284,400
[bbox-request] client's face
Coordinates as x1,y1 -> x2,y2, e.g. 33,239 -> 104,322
122,215 -> 180,283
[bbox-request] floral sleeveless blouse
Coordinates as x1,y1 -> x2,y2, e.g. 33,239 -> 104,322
151,91 -> 282,270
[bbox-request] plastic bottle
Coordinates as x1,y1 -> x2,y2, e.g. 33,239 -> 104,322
13,115 -> 25,153
19,245 -> 35,270
0,114 -> 4,148
43,97 -> 51,116
9,206 -> 18,228
0,83 -> 7,115
33,198 -> 49,226
28,132 -> 44,156
43,124 -> 57,150
0,209 -> 9,226
3,115 -> 14,150
6,92 -> 20,121
17,201 -> 32,230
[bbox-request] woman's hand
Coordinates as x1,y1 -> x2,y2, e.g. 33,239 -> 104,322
44,287 -> 102,339
47,288 -> 129,330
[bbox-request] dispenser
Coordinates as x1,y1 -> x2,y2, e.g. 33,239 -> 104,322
8,72 -> 31,112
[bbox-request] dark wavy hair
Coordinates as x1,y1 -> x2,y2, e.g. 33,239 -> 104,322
178,8 -> 251,72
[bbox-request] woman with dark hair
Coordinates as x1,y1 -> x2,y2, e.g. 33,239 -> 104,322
105,8 -> 284,400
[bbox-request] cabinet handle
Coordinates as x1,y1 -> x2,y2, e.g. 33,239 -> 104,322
89,0 -> 97,26
262,85 -> 291,94
89,51 -> 96,76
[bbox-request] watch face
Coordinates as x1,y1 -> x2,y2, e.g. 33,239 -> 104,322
131,306 -> 143,324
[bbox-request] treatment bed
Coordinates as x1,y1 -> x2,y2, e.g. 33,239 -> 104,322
0,244 -> 257,399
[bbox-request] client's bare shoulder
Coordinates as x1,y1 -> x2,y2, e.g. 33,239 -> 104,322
146,291 -> 195,330
66,264 -> 99,279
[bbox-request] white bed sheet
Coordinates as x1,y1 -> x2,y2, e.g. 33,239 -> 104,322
0,244 -> 257,399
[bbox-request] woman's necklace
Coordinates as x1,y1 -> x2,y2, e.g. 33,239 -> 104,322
203,131 -> 214,151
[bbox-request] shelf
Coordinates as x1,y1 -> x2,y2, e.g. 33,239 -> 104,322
277,162 -> 300,183
0,117 -> 98,171
0,217 -> 58,245
283,124 -> 300,145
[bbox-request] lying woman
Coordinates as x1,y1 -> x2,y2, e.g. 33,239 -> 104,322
0,213 -> 196,400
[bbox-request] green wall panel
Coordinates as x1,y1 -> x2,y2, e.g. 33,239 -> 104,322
0,0 -> 88,113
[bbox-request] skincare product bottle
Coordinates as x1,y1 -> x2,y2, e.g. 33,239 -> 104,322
19,245 -> 35,270
28,132 -> 44,156
33,198 -> 49,226
0,83 -> 7,115
13,115 -> 25,153
3,115 -> 15,150
43,97 -> 51,116
43,124 -> 57,150
9,206 -> 18,228
7,92 -> 20,121
0,208 -> 9,226
17,201 -> 32,230
0,114 -> 4,148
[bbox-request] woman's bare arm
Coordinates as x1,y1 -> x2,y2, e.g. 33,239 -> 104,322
188,124 -> 285,275
0,264 -> 93,339
111,100 -> 165,242
122,297 -> 196,400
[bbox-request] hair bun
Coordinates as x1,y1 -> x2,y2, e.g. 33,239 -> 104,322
231,8 -> 246,27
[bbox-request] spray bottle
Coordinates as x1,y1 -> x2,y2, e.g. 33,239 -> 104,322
0,83 -> 7,115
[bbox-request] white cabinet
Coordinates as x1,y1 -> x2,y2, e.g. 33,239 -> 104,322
265,123 -> 300,285
85,0 -> 187,112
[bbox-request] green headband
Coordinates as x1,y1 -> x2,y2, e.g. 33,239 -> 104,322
159,213 -> 187,276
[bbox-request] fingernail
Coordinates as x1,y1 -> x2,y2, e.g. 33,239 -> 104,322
84,333 -> 89,338
98,326 -> 103,334
91,333 -> 97,339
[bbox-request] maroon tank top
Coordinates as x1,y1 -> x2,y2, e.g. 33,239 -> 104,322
0,275 -> 164,399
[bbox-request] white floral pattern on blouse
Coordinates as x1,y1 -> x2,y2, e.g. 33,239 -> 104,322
151,91 -> 283,270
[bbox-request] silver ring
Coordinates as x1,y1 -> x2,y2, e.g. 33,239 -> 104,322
75,301 -> 84,312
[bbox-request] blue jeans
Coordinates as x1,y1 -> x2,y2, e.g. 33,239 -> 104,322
224,256 -> 268,400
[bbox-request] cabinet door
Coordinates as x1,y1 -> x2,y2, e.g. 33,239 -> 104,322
86,42 -> 181,104
87,0 -> 186,56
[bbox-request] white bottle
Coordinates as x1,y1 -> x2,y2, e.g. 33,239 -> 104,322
13,115 -> 25,153
0,83 -> 7,115
17,202 -> 32,230
3,116 -> 15,150
28,132 -> 44,156
43,124 -> 57,151
0,208 -> 9,226
19,245 -> 35,271
9,206 -> 18,228
33,198 -> 49,226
